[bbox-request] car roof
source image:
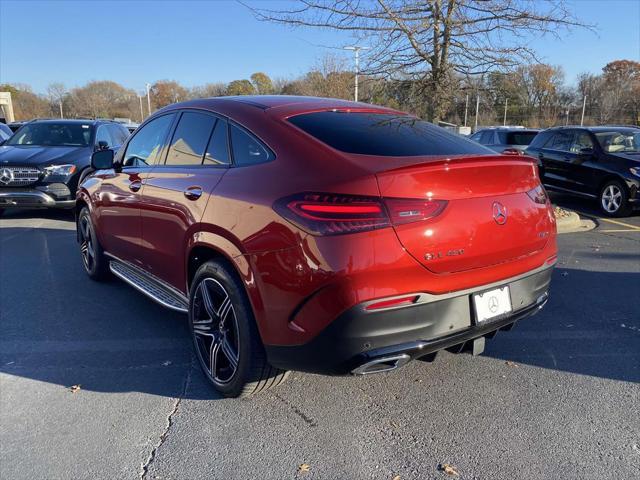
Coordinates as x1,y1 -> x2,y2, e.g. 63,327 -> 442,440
548,125 -> 640,132
26,119 -> 121,126
156,95 -> 405,120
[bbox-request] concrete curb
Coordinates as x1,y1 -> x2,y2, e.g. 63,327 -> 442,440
555,209 -> 596,234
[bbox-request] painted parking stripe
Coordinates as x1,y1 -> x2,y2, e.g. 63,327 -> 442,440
600,229 -> 640,233
598,218 -> 640,230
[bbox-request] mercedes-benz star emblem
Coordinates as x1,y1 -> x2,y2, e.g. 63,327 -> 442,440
488,295 -> 499,313
492,201 -> 508,225
0,168 -> 13,185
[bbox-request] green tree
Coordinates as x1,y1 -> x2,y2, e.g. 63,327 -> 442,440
250,72 -> 274,95
226,80 -> 256,96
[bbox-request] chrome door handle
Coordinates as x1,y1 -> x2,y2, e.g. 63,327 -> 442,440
183,186 -> 203,200
129,181 -> 142,192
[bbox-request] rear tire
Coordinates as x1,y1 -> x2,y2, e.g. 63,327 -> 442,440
599,180 -> 630,217
189,260 -> 289,398
77,207 -> 110,280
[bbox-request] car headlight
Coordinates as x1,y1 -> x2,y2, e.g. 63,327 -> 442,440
631,167 -> 640,178
44,164 -> 77,178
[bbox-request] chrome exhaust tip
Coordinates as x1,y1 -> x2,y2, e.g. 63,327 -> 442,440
351,354 -> 411,375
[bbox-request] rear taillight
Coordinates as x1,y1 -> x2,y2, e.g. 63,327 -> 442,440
275,193 -> 447,235
384,198 -> 448,226
526,185 -> 548,204
275,193 -> 389,235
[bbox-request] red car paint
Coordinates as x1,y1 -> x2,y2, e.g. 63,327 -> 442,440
78,96 -> 557,354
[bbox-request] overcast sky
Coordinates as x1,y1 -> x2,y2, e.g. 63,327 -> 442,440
1,0 -> 639,93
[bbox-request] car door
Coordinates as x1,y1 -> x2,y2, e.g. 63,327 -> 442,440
564,129 -> 601,196
95,113 -> 176,265
140,110 -> 230,291
536,130 -> 575,190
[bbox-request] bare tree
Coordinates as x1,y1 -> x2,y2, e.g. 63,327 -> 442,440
47,82 -> 67,118
247,0 -> 589,122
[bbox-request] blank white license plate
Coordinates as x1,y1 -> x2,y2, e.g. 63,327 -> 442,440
473,286 -> 512,323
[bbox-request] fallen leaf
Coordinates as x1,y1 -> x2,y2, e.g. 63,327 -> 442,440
69,384 -> 81,393
439,463 -> 459,476
389,420 -> 399,429
298,463 -> 311,474
505,361 -> 519,367
392,475 -> 401,480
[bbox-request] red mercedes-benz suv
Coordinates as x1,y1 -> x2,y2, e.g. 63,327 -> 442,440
77,96 -> 557,397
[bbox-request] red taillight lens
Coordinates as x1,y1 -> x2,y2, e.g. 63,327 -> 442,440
526,185 -> 548,204
275,193 -> 448,236
275,193 -> 390,235
384,198 -> 448,226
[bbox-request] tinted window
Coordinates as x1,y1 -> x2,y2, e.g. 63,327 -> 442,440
479,130 -> 494,144
7,123 -> 92,147
544,131 -> 574,152
123,114 -> 174,167
497,131 -> 538,146
108,124 -> 129,146
570,130 -> 594,153
166,112 -> 216,166
95,125 -> 113,147
204,119 -> 230,166
230,124 -> 272,166
288,112 -> 490,157
470,131 -> 482,142
528,130 -> 553,149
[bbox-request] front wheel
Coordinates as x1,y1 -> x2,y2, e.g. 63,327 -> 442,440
189,260 -> 288,398
77,207 -> 110,280
599,180 -> 630,217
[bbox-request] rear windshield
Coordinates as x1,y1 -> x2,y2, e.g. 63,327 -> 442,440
288,111 -> 491,157
497,131 -> 538,146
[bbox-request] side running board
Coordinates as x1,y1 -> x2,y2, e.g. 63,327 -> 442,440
109,259 -> 189,313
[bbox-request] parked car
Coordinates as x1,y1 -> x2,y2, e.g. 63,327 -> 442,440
77,96 -> 557,398
0,123 -> 12,142
525,125 -> 640,216
0,119 -> 129,214
7,121 -> 26,133
470,127 -> 540,154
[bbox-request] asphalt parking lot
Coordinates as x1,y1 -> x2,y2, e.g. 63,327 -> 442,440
1,198 -> 639,480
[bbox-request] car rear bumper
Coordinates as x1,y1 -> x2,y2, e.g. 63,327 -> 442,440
265,263 -> 553,375
0,190 -> 75,209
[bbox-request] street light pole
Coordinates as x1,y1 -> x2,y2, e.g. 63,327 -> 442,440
503,98 -> 508,126
344,46 -> 369,102
463,94 -> 469,127
139,95 -> 144,122
474,93 -> 480,131
146,83 -> 152,116
580,95 -> 587,126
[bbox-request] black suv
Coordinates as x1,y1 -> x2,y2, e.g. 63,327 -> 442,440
470,127 -> 540,154
0,119 -> 129,213
525,126 -> 640,216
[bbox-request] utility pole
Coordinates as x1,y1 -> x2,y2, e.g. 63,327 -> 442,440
344,46 -> 369,102
139,95 -> 144,122
565,108 -> 570,126
580,95 -> 587,126
474,93 -> 480,131
503,98 -> 508,126
464,94 -> 469,127
58,101 -> 64,119
146,83 -> 152,116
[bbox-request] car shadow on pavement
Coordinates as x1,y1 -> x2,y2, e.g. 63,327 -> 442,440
1,221 -> 638,403
484,267 -> 640,384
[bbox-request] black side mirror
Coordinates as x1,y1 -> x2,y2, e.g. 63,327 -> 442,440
91,149 -> 114,170
97,140 -> 110,150
579,147 -> 594,156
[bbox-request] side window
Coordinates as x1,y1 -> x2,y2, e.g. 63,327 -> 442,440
166,112 -> 216,166
95,125 -> 113,148
204,119 -> 230,166
470,131 -> 482,142
570,130 -> 594,153
479,130 -> 494,145
544,131 -> 574,152
108,124 -> 129,146
123,114 -> 175,167
229,124 -> 272,166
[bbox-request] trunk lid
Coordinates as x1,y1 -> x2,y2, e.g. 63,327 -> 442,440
375,155 -> 553,274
